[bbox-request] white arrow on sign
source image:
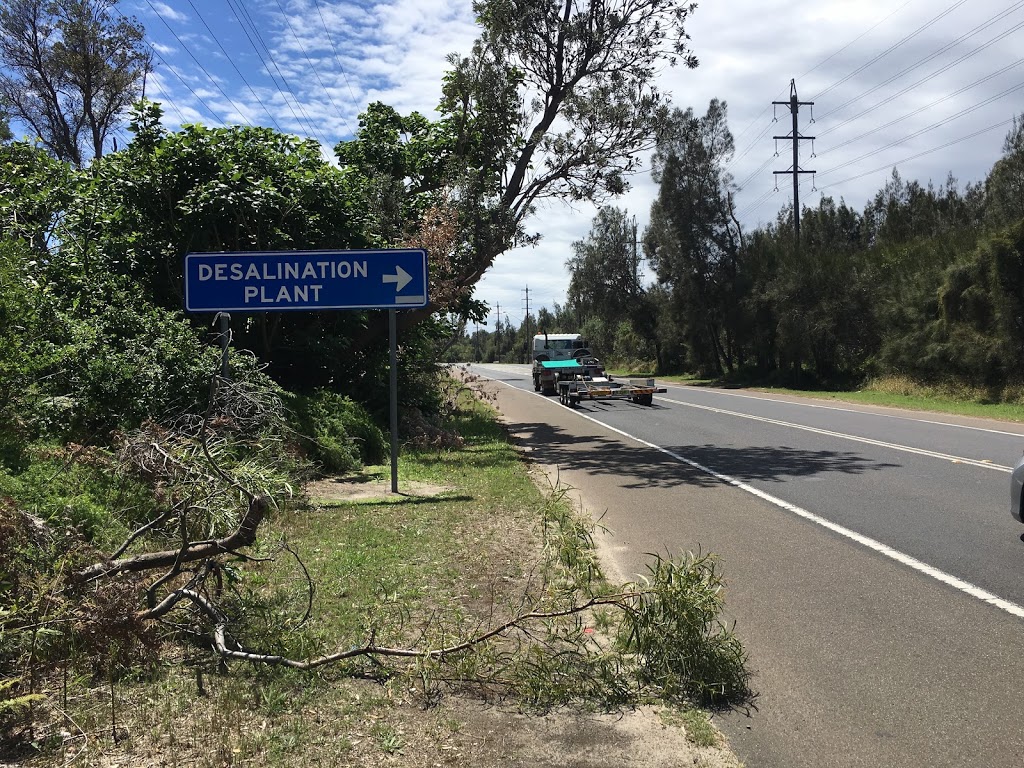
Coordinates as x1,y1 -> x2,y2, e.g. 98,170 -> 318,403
382,265 -> 413,292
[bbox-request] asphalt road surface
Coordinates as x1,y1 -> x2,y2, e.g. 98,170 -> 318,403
465,363 -> 1024,768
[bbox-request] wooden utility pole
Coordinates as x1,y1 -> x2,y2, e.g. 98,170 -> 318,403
773,79 -> 815,249
522,285 -> 531,363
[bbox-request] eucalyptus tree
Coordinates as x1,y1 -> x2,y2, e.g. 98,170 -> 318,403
643,99 -> 742,376
0,0 -> 151,167
338,0 -> 699,350
985,116 -> 1024,231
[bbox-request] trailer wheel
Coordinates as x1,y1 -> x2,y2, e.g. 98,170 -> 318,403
639,393 -> 653,406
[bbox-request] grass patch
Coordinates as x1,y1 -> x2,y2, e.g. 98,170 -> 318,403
748,377 -> 1024,421
659,707 -> 720,747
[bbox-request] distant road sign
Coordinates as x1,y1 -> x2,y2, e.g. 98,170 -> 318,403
184,249 -> 428,312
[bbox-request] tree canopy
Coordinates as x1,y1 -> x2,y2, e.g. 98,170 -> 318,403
337,0 -> 699,347
0,0 -> 150,166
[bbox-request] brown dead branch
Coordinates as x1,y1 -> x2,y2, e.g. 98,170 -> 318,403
137,587 -> 643,670
70,495 -> 272,583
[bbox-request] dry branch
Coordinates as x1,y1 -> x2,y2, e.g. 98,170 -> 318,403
71,495 -> 272,583
138,587 -> 643,670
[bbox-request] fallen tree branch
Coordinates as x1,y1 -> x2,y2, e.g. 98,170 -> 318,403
71,495 -> 272,583
137,587 -> 643,670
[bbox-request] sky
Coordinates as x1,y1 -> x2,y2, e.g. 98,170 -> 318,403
115,0 -> 1023,331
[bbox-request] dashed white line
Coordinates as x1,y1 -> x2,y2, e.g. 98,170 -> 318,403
657,396 -> 1012,472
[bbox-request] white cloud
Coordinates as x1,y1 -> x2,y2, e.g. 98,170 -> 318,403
149,2 -> 189,24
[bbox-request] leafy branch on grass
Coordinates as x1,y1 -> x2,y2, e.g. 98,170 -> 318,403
127,548 -> 749,708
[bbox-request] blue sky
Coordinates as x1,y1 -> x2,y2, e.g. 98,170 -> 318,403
118,0 -> 1023,328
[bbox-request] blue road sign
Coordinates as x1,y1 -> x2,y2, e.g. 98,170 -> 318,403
184,249 -> 429,312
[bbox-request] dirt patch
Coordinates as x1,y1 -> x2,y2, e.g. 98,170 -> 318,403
305,476 -> 452,503
378,698 -> 743,768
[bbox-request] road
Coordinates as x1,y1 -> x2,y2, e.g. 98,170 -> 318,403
466,363 -> 1024,768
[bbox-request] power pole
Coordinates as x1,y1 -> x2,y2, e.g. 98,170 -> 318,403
495,302 -> 501,362
522,285 -> 531,363
773,79 -> 815,250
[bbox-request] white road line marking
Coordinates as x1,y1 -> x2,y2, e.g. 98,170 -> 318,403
656,396 -> 1012,472
661,382 -> 1024,438
480,371 -> 1024,621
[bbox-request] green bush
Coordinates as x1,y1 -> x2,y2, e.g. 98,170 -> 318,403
0,447 -> 158,547
288,390 -> 388,474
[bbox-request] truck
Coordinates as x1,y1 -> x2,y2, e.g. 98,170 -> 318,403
531,333 -> 666,407
531,333 -> 593,394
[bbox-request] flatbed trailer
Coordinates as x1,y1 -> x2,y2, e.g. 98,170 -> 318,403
536,360 -> 666,407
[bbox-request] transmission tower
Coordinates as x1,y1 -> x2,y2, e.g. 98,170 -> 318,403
773,79 -> 815,249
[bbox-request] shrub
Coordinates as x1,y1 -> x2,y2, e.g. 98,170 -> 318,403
0,446 -> 158,548
288,390 -> 388,474
619,552 -> 751,706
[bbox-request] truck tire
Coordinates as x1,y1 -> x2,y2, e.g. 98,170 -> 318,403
533,376 -> 540,392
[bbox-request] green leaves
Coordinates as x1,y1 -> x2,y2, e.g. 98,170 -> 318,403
619,552 -> 750,706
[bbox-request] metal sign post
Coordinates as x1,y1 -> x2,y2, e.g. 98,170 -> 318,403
184,249 -> 428,493
389,309 -> 399,493
216,312 -> 231,378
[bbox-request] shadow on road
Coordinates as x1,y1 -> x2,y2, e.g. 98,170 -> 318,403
506,420 -> 899,490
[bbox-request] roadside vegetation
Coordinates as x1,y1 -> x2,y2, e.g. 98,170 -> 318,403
1,380 -> 751,766
447,112 -> 1024,413
1,3 -> 746,761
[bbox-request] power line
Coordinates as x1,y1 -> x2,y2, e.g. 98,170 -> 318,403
817,80 -> 1024,178
811,0 -> 972,101
818,57 -> 1024,155
818,117 -> 1015,191
735,186 -> 778,221
312,0 -> 363,130
224,0 -> 326,143
736,154 -> 776,192
183,0 -> 285,132
110,7 -> 209,125
143,0 -> 255,126
271,0 -> 353,137
816,3 -> 1024,123
798,0 -> 917,83
728,1 -> 914,173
